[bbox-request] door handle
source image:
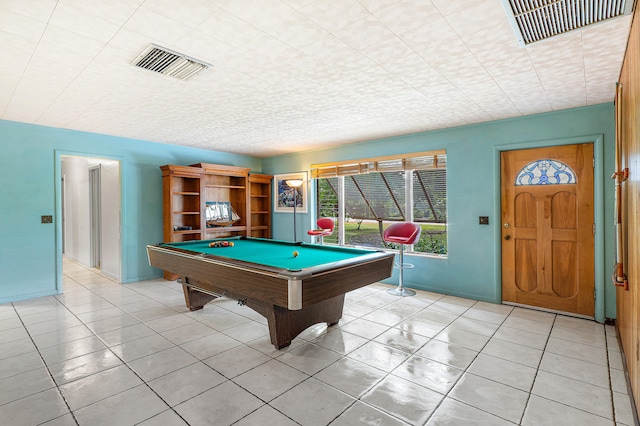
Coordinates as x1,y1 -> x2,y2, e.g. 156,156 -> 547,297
504,235 -> 511,240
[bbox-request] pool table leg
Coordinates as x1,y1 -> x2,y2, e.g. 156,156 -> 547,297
180,277 -> 346,349
254,294 -> 345,349
182,284 -> 218,311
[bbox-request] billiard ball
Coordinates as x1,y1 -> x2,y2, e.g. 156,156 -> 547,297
293,250 -> 299,257
209,241 -> 234,248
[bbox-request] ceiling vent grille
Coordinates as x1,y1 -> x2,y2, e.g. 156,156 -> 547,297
132,44 -> 210,80
501,0 -> 634,46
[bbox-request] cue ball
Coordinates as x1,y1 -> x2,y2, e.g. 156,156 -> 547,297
293,250 -> 299,257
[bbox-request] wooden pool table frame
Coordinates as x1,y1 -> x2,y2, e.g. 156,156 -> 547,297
147,240 -> 394,349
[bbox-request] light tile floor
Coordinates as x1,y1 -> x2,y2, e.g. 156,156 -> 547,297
0,258 -> 636,425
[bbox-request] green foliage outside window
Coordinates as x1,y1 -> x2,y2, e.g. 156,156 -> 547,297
315,170 -> 447,255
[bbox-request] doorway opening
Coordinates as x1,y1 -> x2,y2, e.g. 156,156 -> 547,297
60,155 -> 121,282
89,165 -> 102,268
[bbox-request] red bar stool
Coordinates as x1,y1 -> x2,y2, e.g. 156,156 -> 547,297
307,218 -> 334,244
383,222 -> 422,297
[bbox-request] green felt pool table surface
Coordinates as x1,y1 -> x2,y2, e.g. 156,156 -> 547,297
161,237 -> 379,270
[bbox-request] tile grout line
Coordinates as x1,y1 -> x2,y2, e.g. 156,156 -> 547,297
605,323 -> 618,425
611,323 -> 640,426
60,262 -> 314,425
10,299 -> 81,426
50,271 -> 195,425
529,315 -> 616,423
516,311 -> 557,425
5,261 -> 628,426
434,301 -> 519,425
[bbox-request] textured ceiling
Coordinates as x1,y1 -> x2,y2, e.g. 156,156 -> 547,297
0,0 -> 633,157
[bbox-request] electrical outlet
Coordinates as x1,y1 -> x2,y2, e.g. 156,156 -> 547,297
41,215 -> 53,224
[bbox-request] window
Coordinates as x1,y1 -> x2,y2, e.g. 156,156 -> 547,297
313,152 -> 447,256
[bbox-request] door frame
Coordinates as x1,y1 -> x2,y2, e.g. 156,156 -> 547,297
54,150 -> 126,294
493,134 -> 606,322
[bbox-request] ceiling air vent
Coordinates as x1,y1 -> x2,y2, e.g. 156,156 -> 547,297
501,0 -> 634,46
132,44 -> 210,80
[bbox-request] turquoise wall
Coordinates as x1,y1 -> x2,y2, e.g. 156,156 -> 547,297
262,104 -> 615,321
0,120 -> 261,303
0,104 -> 616,321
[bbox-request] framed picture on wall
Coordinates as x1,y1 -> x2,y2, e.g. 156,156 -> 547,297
274,172 -> 308,213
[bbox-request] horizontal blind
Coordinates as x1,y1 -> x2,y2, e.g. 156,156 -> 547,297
311,150 -> 446,178
345,172 -> 406,221
413,169 -> 447,223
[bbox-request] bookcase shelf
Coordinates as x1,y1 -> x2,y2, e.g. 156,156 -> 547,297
248,173 -> 273,239
205,185 -> 246,189
160,165 -> 204,279
160,164 -> 273,263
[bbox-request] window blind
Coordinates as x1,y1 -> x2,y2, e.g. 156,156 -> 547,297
311,150 -> 446,179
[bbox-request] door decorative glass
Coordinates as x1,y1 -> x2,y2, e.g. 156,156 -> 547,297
515,159 -> 576,185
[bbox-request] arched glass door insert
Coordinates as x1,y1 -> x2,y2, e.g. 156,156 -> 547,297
515,159 -> 577,186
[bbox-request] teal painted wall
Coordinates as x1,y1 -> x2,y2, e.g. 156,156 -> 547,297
0,120 -> 261,303
262,104 -> 615,321
0,104 -> 616,321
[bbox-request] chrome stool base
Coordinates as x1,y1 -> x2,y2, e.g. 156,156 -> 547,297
387,287 -> 416,297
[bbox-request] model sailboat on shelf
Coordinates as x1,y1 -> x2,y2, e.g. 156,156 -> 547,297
205,201 -> 241,227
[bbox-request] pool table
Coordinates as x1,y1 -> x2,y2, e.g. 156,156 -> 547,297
146,237 -> 394,349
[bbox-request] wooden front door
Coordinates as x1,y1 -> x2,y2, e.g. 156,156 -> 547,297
501,143 -> 594,316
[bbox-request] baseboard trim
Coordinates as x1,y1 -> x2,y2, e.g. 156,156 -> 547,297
614,323 -> 640,426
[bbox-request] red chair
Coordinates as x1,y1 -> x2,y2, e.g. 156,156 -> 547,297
383,222 -> 422,296
307,218 -> 334,244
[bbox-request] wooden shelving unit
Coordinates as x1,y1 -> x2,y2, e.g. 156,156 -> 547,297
249,173 -> 273,238
161,165 -> 203,242
160,164 -> 204,279
192,163 -> 251,240
160,164 -> 273,263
